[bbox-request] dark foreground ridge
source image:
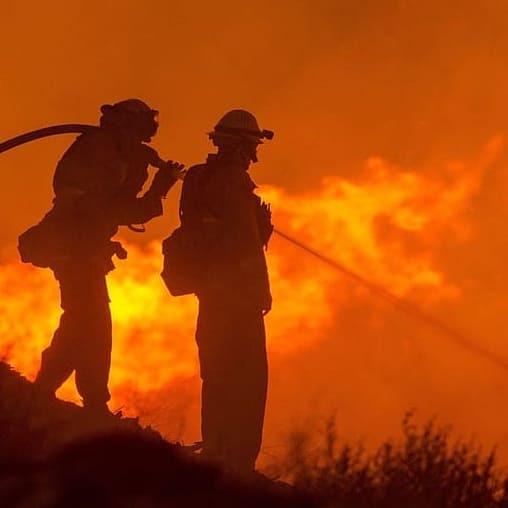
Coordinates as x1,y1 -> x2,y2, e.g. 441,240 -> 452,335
4,360 -> 508,508
0,362 -> 310,508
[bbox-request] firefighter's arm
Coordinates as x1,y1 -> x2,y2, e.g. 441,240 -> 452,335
254,197 -> 274,248
146,160 -> 185,198
221,174 -> 265,253
218,174 -> 272,313
115,161 -> 185,225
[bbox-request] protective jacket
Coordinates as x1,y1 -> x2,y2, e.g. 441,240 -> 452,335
22,126 -> 171,272
32,125 -> 175,409
179,153 -> 271,307
179,152 -> 272,472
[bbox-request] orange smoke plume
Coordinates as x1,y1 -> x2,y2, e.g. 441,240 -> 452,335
1,137 -> 506,453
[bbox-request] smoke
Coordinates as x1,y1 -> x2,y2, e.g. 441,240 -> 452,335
2,0 -> 508,464
3,136 -> 508,466
3,1 -> 508,235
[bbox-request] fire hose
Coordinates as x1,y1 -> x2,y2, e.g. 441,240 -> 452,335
0,124 -> 94,154
1,126 -> 507,374
274,229 -> 508,374
0,124 -> 176,172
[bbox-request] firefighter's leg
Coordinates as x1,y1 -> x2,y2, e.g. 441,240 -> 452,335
226,309 -> 268,472
196,301 -> 229,461
34,272 -> 80,396
200,369 -> 228,461
34,309 -> 78,397
196,298 -> 268,472
73,276 -> 112,410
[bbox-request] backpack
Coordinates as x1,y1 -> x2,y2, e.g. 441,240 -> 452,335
161,226 -> 202,296
160,160 -> 272,297
18,214 -> 69,269
160,164 -> 212,296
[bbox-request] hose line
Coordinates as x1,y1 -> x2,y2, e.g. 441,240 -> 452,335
274,228 -> 508,374
0,124 -> 95,155
2,127 -> 505,373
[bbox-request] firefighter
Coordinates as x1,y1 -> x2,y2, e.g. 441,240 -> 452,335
178,109 -> 274,473
27,99 -> 183,415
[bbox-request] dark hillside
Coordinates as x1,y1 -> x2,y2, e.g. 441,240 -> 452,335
5,360 -> 507,508
0,362 -> 309,508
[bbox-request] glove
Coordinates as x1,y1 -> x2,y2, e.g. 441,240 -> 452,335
256,200 -> 274,247
109,241 -> 127,260
261,290 -> 272,315
149,161 -> 185,198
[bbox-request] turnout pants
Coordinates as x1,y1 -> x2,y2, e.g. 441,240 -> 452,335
196,294 -> 268,473
35,265 -> 112,408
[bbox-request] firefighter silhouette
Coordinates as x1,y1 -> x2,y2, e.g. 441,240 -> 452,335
20,99 -> 183,414
175,109 -> 274,472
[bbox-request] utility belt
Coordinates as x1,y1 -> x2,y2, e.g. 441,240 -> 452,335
18,215 -> 125,273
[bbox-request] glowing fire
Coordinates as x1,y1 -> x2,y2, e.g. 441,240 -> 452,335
0,137 -> 503,447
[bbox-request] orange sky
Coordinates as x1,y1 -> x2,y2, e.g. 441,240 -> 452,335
3,1 -> 508,248
3,0 -> 508,463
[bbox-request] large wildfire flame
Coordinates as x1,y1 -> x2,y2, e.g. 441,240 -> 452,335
2,137 -> 507,456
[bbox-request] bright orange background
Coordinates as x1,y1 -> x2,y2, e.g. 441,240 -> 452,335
2,1 -> 508,465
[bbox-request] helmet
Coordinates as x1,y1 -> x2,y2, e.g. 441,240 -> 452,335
100,98 -> 159,142
107,99 -> 158,116
208,109 -> 274,146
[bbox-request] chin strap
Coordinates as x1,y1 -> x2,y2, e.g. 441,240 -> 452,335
127,224 -> 146,233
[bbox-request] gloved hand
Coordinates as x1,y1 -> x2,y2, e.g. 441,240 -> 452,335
149,161 -> 185,198
110,241 -> 128,259
256,200 -> 274,248
261,290 -> 272,315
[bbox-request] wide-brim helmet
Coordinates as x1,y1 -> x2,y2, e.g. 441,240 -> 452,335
208,109 -> 274,146
100,98 -> 158,117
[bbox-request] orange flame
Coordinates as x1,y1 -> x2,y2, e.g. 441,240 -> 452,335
1,137 -> 505,452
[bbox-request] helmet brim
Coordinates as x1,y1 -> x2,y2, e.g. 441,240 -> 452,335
207,130 -> 264,144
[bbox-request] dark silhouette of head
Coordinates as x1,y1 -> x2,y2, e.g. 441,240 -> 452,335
100,99 -> 159,142
208,109 -> 274,166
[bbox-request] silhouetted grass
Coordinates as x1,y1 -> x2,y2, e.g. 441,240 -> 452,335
279,412 -> 508,508
5,360 -> 508,507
